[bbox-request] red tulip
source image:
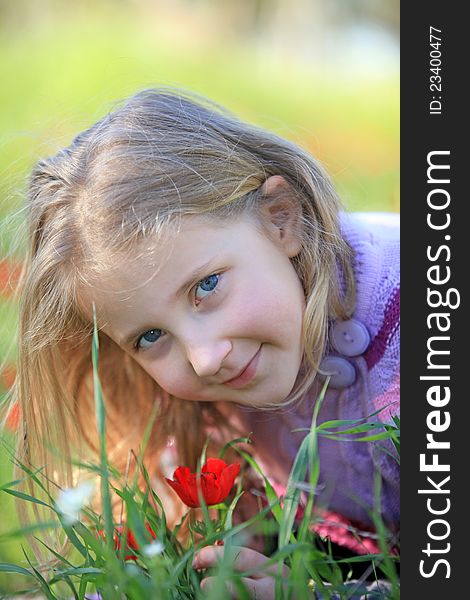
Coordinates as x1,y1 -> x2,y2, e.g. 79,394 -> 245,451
98,522 -> 157,560
165,458 -> 240,508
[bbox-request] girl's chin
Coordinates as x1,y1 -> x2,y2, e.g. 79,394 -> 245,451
232,385 -> 297,409
170,374 -> 298,406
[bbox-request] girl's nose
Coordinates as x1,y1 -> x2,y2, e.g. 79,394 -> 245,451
185,338 -> 233,378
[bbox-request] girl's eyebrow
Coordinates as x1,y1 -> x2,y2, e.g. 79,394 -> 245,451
119,259 -> 219,348
173,258 -> 218,300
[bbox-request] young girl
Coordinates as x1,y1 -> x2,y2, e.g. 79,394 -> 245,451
10,88 -> 399,598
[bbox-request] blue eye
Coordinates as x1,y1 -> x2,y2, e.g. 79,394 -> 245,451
137,329 -> 164,350
195,274 -> 219,303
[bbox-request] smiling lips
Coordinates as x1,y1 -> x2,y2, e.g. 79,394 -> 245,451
223,347 -> 262,389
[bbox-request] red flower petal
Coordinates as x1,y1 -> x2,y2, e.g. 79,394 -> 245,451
166,458 -> 240,508
98,523 -> 157,561
202,458 -> 227,478
201,472 -> 220,505
218,462 -> 241,501
166,469 -> 199,508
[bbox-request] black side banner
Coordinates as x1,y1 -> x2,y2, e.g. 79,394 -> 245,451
401,3 -> 466,597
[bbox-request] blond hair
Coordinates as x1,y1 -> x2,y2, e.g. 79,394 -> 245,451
11,88 -> 354,541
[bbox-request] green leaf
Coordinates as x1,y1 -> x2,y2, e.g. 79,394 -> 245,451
59,521 -> 90,560
318,431 -> 397,442
278,378 -> 329,552
278,431 -> 309,548
91,307 -> 115,560
2,486 -> 52,508
22,546 -> 58,600
3,454 -> 52,501
52,566 -> 104,577
218,436 -> 252,460
317,418 -> 370,429
224,489 -> 244,531
234,449 -> 283,527
0,476 -> 28,490
195,439 -> 214,537
33,535 -> 76,568
318,422 -> 388,435
0,562 -> 34,576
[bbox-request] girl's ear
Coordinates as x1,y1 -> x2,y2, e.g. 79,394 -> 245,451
258,175 -> 303,257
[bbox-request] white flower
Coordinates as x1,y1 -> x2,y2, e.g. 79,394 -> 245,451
55,481 -> 95,525
142,540 -> 164,557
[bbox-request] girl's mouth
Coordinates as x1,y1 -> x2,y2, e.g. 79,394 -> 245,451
223,346 -> 262,389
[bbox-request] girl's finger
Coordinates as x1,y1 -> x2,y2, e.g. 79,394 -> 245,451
193,545 -> 289,579
200,574 -> 276,600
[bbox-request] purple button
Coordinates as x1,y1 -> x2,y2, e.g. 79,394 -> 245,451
330,319 -> 371,357
319,356 -> 356,389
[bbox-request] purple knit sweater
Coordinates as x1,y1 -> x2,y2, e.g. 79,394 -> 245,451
238,213 -> 400,529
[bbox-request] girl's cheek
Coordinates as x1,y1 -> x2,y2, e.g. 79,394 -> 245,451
162,379 -> 196,399
231,294 -> 287,336
148,362 -> 198,399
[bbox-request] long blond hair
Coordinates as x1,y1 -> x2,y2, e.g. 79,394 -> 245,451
11,88 -> 354,537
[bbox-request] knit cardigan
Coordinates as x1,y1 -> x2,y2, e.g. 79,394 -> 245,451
238,212 -> 400,534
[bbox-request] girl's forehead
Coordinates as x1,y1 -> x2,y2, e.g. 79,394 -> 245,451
77,219 -> 216,330
79,213 -> 260,304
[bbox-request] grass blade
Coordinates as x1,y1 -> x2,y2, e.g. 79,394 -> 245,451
91,307 -> 114,557
2,486 -> 52,508
0,562 -> 35,577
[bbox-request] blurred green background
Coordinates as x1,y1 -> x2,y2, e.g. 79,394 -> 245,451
0,0 -> 399,593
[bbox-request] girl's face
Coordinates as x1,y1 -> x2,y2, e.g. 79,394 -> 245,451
89,212 -> 305,408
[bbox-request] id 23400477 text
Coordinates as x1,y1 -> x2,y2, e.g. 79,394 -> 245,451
429,26 -> 443,115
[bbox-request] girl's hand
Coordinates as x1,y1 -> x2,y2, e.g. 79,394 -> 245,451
193,544 -> 289,599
